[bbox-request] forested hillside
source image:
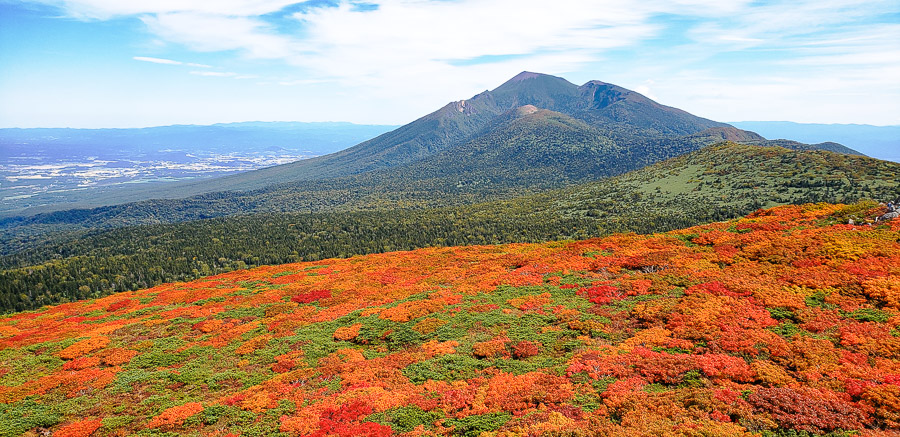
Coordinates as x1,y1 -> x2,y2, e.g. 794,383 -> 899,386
3,143 -> 897,312
1,202 -> 898,435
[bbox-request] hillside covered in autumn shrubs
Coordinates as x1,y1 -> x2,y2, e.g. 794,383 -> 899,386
2,202 -> 900,436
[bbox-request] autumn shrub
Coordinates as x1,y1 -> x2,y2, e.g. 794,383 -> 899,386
862,384 -> 900,428
291,289 -> 331,304
63,356 -> 101,371
747,387 -> 870,433
413,317 -> 446,335
630,347 -> 697,384
54,419 -> 102,437
105,299 -> 131,312
511,341 -> 540,359
578,285 -> 621,305
147,402 -> 204,429
311,401 -> 393,437
333,323 -> 362,341
97,348 -> 139,366
472,338 -> 510,359
235,335 -> 272,355
696,353 -> 754,382
57,336 -> 110,360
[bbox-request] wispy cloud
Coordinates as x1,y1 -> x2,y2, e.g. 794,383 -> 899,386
134,56 -> 213,68
133,56 -> 182,65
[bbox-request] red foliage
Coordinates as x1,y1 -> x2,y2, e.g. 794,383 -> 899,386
63,356 -> 101,371
747,387 -> 871,433
300,401 -> 393,437
578,284 -> 621,304
105,299 -> 131,312
511,341 -> 540,359
696,353 -> 754,382
685,281 -> 751,298
291,289 -> 332,304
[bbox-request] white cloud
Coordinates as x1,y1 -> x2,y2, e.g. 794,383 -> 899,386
134,56 -> 216,69
133,56 -> 182,65
140,12 -> 295,59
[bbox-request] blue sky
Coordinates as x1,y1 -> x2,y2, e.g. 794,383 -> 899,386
1,0 -> 898,128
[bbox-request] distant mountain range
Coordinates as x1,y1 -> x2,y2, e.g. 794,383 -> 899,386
0,121 -> 396,159
0,122 -> 396,215
731,121 -> 900,162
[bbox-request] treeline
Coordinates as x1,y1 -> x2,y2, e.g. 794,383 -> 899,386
0,200 -> 745,313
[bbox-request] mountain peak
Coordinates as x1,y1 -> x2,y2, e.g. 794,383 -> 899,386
508,71 -> 543,82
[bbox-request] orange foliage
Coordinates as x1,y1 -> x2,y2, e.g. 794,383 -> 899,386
472,337 -> 510,359
57,336 -> 110,360
147,402 -> 204,429
54,419 -> 102,437
235,334 -> 272,355
333,323 -> 362,341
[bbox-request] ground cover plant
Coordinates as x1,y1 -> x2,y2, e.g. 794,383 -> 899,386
1,202 -> 899,435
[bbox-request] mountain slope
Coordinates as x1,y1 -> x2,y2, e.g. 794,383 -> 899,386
1,202 -> 898,436
4,143 -> 898,311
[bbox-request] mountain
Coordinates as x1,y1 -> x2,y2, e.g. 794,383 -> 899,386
730,121 -> 900,162
4,143 -> 897,312
1,202 -> 898,436
57,72 -> 735,201
2,73 -> 861,236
